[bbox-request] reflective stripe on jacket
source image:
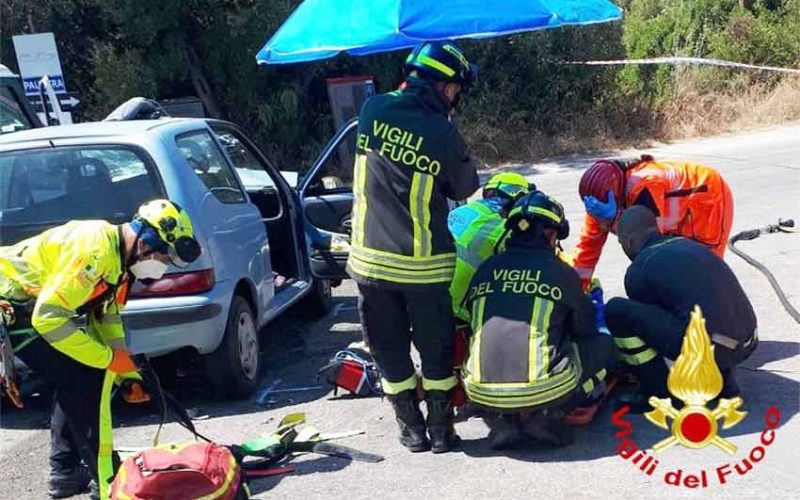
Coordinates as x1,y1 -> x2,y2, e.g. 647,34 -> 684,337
346,77 -> 479,289
0,220 -> 128,368
573,160 -> 734,288
462,242 -> 599,410
447,198 -> 508,321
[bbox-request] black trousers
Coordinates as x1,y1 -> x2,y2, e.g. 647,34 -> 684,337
357,284 -> 455,391
606,297 -> 756,397
13,334 -> 103,479
575,334 -> 616,395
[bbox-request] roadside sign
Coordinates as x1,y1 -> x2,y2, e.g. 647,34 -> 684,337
12,33 -> 67,97
58,93 -> 80,111
29,92 -> 81,113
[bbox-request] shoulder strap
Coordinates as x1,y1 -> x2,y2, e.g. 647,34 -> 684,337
136,356 -> 213,444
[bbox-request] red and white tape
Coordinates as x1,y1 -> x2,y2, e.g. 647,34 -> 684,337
568,56 -> 800,75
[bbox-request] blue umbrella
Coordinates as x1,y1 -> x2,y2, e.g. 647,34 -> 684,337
257,0 -> 622,65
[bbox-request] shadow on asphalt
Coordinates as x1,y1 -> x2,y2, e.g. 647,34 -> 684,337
117,295 -> 364,424
4,298 -> 796,468
458,339 -> 799,463
247,455 -> 353,496
0,296 -> 362,430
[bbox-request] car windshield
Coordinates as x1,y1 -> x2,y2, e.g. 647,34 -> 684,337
0,145 -> 163,245
0,86 -> 33,135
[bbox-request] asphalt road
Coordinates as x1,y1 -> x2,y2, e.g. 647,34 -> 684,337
2,124 -> 799,499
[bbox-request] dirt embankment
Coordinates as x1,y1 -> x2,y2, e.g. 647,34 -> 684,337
465,77 -> 800,168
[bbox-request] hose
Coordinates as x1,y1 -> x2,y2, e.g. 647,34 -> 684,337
728,218 -> 800,324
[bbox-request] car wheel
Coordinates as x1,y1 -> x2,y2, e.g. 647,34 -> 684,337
300,278 -> 332,317
204,295 -> 259,398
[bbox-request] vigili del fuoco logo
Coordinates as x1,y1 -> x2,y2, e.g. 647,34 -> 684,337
611,306 -> 781,489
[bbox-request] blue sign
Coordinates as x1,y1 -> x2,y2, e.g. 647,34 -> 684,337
23,75 -> 66,96
29,91 -> 81,112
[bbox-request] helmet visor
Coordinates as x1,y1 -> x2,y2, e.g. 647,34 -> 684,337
501,183 -> 527,199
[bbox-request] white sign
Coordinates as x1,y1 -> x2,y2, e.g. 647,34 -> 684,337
12,33 -> 67,96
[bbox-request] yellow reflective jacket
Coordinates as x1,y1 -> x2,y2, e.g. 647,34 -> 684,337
0,220 -> 129,369
447,199 -> 509,322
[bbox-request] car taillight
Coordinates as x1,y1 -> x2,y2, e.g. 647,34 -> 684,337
129,269 -> 215,298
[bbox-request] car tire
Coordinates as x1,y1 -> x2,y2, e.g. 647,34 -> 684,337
204,295 -> 260,398
300,278 -> 332,318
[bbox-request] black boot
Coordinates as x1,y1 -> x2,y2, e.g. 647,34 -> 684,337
616,392 -> 653,414
48,466 -> 91,499
633,358 -> 670,399
484,413 -> 522,450
425,390 -> 460,453
387,390 -> 431,452
521,411 -> 573,447
720,367 -> 740,399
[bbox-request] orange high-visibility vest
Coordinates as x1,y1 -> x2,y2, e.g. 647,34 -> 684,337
573,160 -> 734,288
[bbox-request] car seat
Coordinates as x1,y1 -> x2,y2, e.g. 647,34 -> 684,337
6,157 -> 34,208
66,158 -> 125,215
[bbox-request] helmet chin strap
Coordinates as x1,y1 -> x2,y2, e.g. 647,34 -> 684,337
423,78 -> 458,114
450,90 -> 462,112
125,225 -> 146,272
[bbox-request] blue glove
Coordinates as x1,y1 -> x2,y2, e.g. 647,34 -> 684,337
590,287 -> 610,335
583,190 -> 618,222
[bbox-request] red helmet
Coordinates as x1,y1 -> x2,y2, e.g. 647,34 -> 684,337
578,160 -> 625,203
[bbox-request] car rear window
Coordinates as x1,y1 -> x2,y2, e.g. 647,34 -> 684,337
0,146 -> 163,245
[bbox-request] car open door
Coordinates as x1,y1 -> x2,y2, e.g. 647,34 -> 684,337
299,118 -> 358,280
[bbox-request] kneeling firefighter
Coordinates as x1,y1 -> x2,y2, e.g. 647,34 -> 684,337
462,191 -> 616,449
606,207 -> 757,410
0,200 -> 201,498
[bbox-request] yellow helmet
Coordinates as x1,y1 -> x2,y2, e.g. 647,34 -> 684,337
483,172 -> 532,201
132,199 -> 201,267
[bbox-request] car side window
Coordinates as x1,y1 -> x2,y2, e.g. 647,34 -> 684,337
176,130 -> 246,204
211,128 -> 276,190
306,125 -> 357,194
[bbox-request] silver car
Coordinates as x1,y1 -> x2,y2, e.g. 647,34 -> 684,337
0,117 -> 358,397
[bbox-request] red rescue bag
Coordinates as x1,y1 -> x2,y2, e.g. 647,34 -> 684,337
111,442 -> 244,500
317,350 -> 380,397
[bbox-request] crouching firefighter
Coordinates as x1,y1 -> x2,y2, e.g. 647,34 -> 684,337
462,191 -> 616,449
0,200 -> 201,498
606,207 -> 758,411
347,40 -> 479,454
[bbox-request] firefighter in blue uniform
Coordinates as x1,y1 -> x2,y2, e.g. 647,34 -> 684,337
606,206 -> 757,411
347,41 -> 479,453
462,191 -> 615,449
